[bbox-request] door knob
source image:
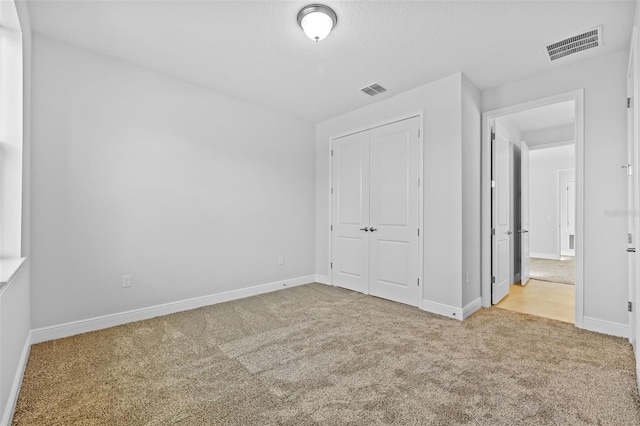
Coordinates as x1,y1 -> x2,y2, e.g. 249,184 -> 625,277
507,230 -> 513,235
370,227 -> 378,232
359,227 -> 369,232
518,229 -> 529,234
627,248 -> 636,253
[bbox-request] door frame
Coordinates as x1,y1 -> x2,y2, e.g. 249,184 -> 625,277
627,26 -> 639,372
328,112 -> 424,309
481,90 -> 585,328
557,168 -> 576,258
520,140 -> 530,286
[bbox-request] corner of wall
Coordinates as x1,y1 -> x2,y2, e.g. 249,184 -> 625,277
461,75 -> 482,308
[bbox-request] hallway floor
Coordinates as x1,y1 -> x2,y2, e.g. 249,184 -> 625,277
495,279 -> 574,323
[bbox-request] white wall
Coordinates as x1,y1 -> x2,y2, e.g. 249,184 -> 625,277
0,0 -> 31,423
0,1 -> 24,260
316,73 -> 482,314
0,266 -> 30,425
483,48 -> 629,326
529,145 -> 575,258
461,75 -> 482,307
522,124 -> 574,148
31,36 -> 316,329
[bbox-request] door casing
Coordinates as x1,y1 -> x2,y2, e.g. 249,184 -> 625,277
481,91 -> 585,327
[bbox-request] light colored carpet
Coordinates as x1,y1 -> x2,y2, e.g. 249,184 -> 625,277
13,283 -> 639,425
529,256 -> 575,285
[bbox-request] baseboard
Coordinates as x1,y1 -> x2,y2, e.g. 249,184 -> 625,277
462,297 -> 482,320
31,275 -> 315,344
1,331 -> 31,426
582,316 -> 629,338
530,252 -> 560,260
422,299 -> 463,321
314,274 -> 331,285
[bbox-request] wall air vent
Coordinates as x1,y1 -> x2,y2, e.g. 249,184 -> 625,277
361,83 -> 387,96
544,26 -> 602,62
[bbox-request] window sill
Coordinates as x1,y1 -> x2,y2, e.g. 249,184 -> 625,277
0,257 -> 26,295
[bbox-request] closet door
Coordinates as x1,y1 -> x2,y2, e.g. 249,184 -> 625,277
369,117 -> 421,306
331,131 -> 370,293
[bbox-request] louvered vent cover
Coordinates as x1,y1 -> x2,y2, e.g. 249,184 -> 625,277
544,26 -> 602,61
361,83 -> 387,96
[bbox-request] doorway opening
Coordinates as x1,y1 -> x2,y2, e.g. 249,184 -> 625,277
482,90 -> 585,327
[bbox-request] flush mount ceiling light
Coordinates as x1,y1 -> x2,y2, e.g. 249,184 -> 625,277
297,4 -> 337,42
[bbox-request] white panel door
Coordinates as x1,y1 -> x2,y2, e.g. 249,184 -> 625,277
492,124 -> 511,304
369,117 -> 421,307
520,141 -> 530,286
331,131 -> 370,294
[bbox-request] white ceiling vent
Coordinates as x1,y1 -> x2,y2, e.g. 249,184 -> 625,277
361,83 -> 387,96
544,26 -> 602,62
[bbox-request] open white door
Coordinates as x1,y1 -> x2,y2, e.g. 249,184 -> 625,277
492,123 -> 511,304
520,141 -> 530,286
331,131 -> 370,294
369,117 -> 421,307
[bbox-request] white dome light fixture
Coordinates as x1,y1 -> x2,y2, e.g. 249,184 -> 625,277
297,4 -> 337,42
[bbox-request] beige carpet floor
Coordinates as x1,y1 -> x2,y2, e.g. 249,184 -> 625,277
530,256 -> 575,285
13,283 -> 640,425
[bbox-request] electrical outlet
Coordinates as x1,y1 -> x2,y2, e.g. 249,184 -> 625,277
122,275 -> 132,288
279,256 -> 284,265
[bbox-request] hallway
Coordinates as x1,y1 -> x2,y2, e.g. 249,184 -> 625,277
496,280 -> 574,323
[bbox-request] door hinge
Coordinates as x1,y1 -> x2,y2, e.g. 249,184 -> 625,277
331,225 -> 333,232
418,178 -> 420,187
491,131 -> 496,141
417,228 -> 420,236
628,97 -> 632,109
331,149 -> 334,156
629,301 -> 633,312
491,228 -> 496,235
628,233 -> 633,244
492,276 -> 496,284
417,278 -> 420,286
330,262 -> 333,269
331,187 -> 333,194
418,129 -> 421,137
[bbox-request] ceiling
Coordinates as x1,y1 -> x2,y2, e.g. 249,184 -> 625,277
504,100 -> 575,134
26,1 -> 636,123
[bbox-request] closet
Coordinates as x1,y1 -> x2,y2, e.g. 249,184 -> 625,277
330,116 -> 421,307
